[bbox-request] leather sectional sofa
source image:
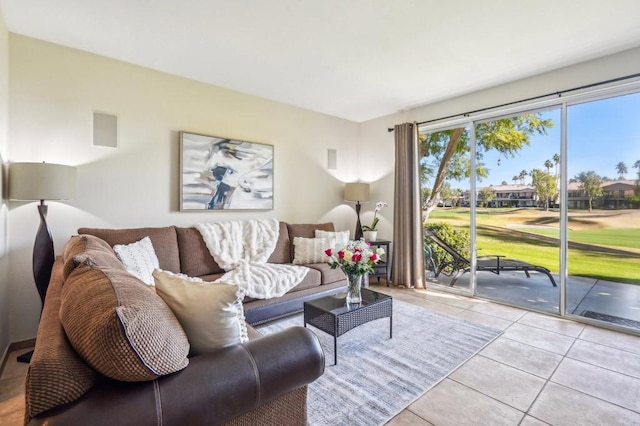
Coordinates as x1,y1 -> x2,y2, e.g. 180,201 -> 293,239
25,222 -> 347,425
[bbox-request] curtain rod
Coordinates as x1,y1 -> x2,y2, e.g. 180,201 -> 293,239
387,72 -> 640,132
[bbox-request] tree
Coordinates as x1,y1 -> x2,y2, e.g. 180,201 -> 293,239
440,182 -> 453,208
478,187 -> 495,208
544,159 -> 553,174
501,180 -> 508,185
512,175 -> 520,184
531,168 -> 557,211
633,160 -> 640,180
616,161 -> 628,180
420,113 -> 553,218
518,170 -> 528,185
575,171 -> 603,212
552,153 -> 560,177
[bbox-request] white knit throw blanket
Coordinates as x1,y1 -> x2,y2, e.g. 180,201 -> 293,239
195,219 -> 308,299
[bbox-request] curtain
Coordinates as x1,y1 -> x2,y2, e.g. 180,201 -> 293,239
391,122 -> 425,289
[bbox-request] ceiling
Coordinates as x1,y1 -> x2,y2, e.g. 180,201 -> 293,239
2,0 -> 640,122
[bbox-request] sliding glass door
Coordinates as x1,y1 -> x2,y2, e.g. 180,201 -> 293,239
566,92 -> 640,329
473,109 -> 561,314
421,125 -> 473,295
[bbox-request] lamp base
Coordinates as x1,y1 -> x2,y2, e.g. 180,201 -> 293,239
17,350 -> 33,364
354,202 -> 363,240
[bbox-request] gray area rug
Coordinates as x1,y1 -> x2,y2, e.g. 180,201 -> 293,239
257,299 -> 502,426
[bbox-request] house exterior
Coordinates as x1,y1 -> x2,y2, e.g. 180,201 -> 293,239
567,180 -> 637,209
477,185 -> 538,208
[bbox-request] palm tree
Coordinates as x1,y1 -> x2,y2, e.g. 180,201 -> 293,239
634,160 -> 640,180
552,153 -> 560,177
519,169 -> 528,185
512,175 -> 520,185
616,161 -> 628,180
544,159 -> 553,174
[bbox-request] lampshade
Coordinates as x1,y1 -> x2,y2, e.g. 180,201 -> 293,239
9,162 -> 76,201
344,182 -> 370,202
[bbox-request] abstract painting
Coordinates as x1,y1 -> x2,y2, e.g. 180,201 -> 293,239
180,131 -> 274,211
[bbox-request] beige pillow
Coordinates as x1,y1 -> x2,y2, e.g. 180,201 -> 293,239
153,269 -> 249,356
292,237 -> 335,264
315,229 -> 350,249
60,261 -> 190,382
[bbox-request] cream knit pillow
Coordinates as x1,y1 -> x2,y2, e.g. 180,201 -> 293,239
113,237 -> 159,285
315,230 -> 350,249
153,270 -> 248,356
292,237 -> 335,264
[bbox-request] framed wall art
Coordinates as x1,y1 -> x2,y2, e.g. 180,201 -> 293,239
180,131 -> 274,211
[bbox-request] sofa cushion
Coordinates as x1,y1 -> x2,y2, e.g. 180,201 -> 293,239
25,258 -> 98,421
60,261 -> 190,382
77,226 -> 181,273
113,236 -> 160,285
153,270 -> 249,356
175,227 -> 223,277
62,234 -> 125,279
306,263 -> 346,284
267,221 -> 291,263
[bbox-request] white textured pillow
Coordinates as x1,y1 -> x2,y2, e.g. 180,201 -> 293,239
292,237 -> 335,264
152,269 -> 248,356
113,237 -> 159,285
315,230 -> 350,249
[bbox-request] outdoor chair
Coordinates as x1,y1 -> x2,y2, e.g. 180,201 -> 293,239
424,230 -> 557,287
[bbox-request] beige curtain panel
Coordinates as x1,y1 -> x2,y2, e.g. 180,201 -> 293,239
391,122 -> 425,289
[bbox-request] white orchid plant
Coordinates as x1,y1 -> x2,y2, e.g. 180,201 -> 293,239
361,201 -> 388,232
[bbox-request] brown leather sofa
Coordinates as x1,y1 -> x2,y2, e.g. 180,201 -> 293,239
26,222 -> 347,425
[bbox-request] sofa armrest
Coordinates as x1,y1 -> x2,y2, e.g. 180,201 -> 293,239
29,327 -> 324,426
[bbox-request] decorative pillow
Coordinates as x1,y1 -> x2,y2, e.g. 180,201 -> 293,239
153,269 -> 248,356
113,236 -> 159,285
292,237 -> 335,264
315,229 -> 350,249
60,261 -> 190,382
62,234 -> 125,279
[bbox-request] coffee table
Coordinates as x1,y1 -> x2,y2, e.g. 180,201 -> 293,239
303,288 -> 392,365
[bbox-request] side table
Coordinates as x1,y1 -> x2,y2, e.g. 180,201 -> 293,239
367,240 -> 391,286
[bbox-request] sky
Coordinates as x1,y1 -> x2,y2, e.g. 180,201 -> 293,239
445,91 -> 640,188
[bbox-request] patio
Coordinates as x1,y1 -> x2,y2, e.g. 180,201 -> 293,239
428,271 -> 640,329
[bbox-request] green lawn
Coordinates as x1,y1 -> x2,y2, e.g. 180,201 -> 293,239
427,208 -> 640,283
515,227 -> 640,251
475,227 -> 640,283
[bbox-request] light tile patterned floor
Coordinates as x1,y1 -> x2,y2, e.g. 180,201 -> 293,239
375,284 -> 640,426
2,283 -> 640,425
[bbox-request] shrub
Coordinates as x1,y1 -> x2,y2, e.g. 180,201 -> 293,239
424,222 -> 470,275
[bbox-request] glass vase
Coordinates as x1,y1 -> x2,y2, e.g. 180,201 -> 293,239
346,273 -> 363,304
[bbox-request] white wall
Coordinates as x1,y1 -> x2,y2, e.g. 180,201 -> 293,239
7,35 -> 361,341
0,9 -> 10,357
358,46 -> 640,243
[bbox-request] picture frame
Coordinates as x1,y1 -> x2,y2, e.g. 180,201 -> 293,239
180,131 -> 274,211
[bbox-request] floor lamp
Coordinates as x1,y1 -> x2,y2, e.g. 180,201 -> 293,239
9,162 -> 76,363
344,182 -> 370,241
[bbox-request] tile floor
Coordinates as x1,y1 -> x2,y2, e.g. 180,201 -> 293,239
2,283 -> 640,425
374,284 -> 640,426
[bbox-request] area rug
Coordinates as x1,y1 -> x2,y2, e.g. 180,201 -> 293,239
256,299 -> 502,426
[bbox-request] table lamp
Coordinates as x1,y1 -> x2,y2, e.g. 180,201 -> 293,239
344,182 -> 370,240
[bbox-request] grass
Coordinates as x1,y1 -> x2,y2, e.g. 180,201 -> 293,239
427,207 -> 640,283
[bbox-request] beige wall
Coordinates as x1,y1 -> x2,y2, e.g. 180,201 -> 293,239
7,35 -> 361,341
0,10 -> 9,357
359,46 -> 640,243
5,34 -> 640,344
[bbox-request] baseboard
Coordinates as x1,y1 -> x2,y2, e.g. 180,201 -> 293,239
0,338 -> 36,377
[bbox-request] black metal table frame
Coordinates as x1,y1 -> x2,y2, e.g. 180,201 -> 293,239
303,289 -> 392,365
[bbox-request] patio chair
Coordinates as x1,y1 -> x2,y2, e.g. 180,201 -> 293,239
424,230 -> 557,287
